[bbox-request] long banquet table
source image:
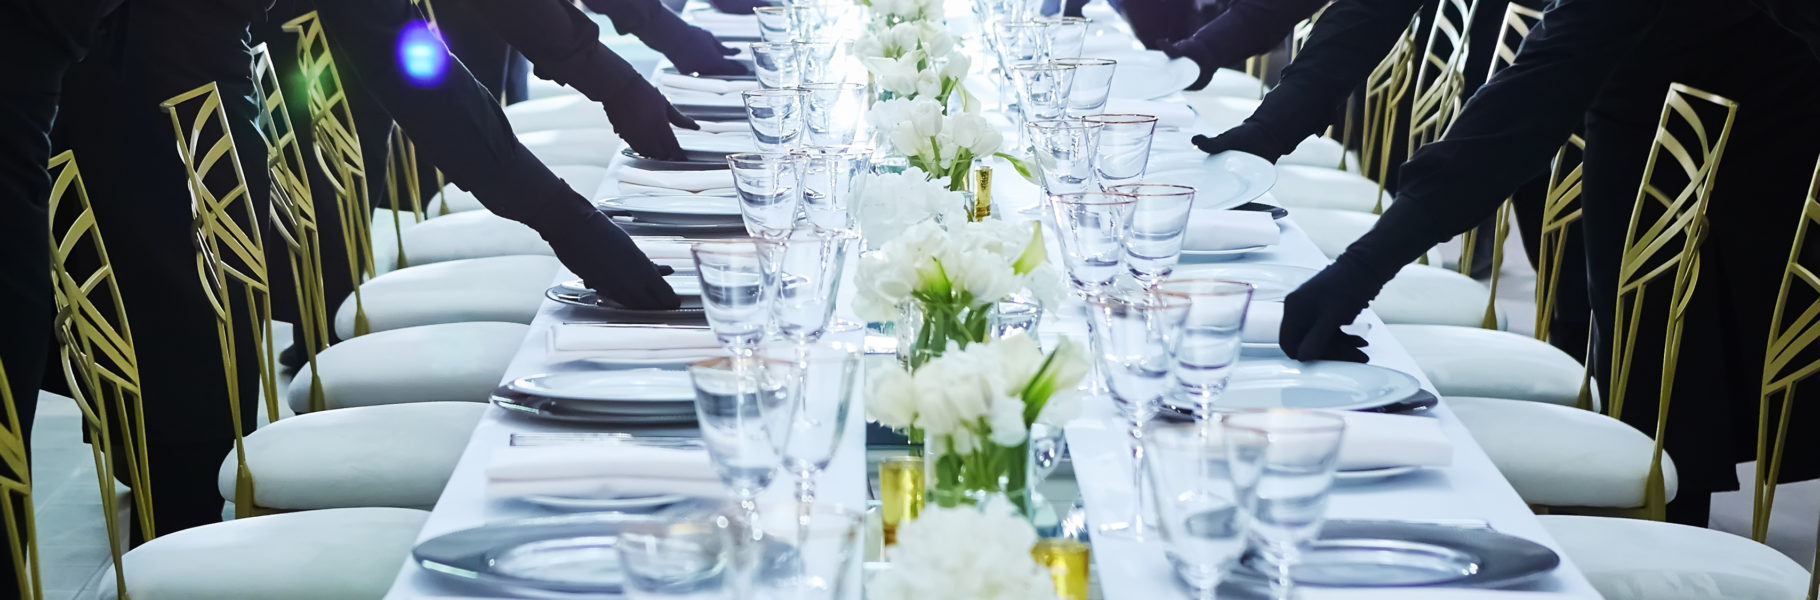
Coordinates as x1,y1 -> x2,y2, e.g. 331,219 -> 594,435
383,3 -> 1602,597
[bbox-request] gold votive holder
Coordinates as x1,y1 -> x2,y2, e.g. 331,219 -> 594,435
1032,537 -> 1091,600
878,456 -> 924,548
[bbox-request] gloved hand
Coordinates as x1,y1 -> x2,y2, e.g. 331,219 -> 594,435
1278,256 -> 1382,362
1160,38 -> 1217,91
550,210 -> 682,310
710,0 -> 772,15
1191,125 -> 1288,163
586,0 -> 748,76
605,78 -> 700,161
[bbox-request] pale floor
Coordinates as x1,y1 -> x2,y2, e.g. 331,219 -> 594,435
28,218 -> 1816,599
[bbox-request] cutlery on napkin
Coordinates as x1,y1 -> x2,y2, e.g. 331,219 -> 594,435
657,73 -> 760,95
546,323 -> 723,362
1184,209 -> 1281,251
615,165 -> 736,195
485,443 -> 725,499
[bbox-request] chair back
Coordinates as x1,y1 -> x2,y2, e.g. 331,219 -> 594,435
160,82 -> 277,518
1406,0 -> 1478,157
1607,83 -> 1737,520
1752,156 -> 1820,576
284,11 -> 376,336
1359,19 -> 1418,214
1535,135 -> 1587,342
46,151 -> 157,595
252,43 -> 331,413
0,363 -> 40,599
1458,1 -> 1541,316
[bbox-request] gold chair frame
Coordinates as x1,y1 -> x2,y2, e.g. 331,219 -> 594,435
1751,157 -> 1820,599
46,151 -> 158,597
1406,0 -> 1477,158
1535,135 -> 1588,343
252,43 -> 333,414
1358,20 -> 1418,214
160,82 -> 279,519
1460,1 -> 1542,323
285,11 -> 377,338
1606,83 -> 1737,521
0,361 -> 40,600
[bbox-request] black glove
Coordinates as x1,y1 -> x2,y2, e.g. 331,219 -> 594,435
587,0 -> 748,76
1191,125 -> 1289,163
710,0 -> 772,15
1161,38 -> 1217,91
603,78 -> 701,161
1062,0 -> 1089,18
557,211 -> 682,309
1278,256 -> 1379,362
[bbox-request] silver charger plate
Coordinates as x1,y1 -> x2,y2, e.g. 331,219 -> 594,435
599,195 -> 742,226
520,492 -> 691,512
1215,359 -> 1423,411
611,216 -> 750,235
1174,264 -> 1316,302
619,147 -> 732,169
1225,519 -> 1560,589
508,370 -> 696,404
413,513 -> 665,596
547,280 -> 709,325
493,391 -> 701,426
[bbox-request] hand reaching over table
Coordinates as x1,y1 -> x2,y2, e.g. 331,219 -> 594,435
603,78 -> 701,161
1280,257 -> 1378,363
585,0 -> 750,77
709,0 -> 772,14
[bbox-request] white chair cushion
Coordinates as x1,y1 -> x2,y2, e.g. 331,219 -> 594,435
519,128 -> 624,167
1203,69 -> 1267,99
506,94 -> 613,133
1708,462 -> 1819,575
1449,397 -> 1676,507
1538,514 -> 1809,600
219,402 -> 487,509
427,164 -> 611,214
1293,208 -> 1443,264
1272,165 -> 1391,213
401,210 -> 552,267
1374,264 -> 1504,329
1389,324 -> 1587,407
334,255 -> 561,339
102,507 -> 429,600
1278,136 -> 1362,173
289,322 -> 529,413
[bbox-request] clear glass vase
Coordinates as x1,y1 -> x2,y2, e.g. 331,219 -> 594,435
924,433 -> 1035,520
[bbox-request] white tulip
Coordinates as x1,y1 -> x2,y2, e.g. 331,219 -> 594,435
945,111 -> 1004,156
866,361 -> 919,429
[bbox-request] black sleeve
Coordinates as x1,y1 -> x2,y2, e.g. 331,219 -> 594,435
1176,0 -> 1330,68
1331,0 -> 1665,286
451,0 -> 643,102
1215,0 -> 1429,160
1751,0 -> 1820,59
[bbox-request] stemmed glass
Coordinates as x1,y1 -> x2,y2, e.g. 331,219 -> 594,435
1145,422 -> 1245,600
1109,183 -> 1196,288
1011,62 -> 1077,124
692,241 -> 775,358
616,515 -> 736,599
1051,58 -> 1117,118
756,344 -> 859,506
792,145 -> 869,233
750,42 -> 804,89
1086,290 -> 1192,539
794,40 -> 847,84
754,6 -> 803,42
1084,114 -> 1159,190
687,356 -> 792,523
1157,278 -> 1254,419
764,228 -> 854,342
727,152 -> 802,240
801,83 -> 866,146
742,88 -> 808,153
1224,410 -> 1347,599
1027,119 -> 1103,198
1045,191 -> 1136,296
1036,16 -> 1091,58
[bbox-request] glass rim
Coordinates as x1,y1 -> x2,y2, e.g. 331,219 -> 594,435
1048,191 -> 1136,206
1010,61 -> 1076,73
1050,57 -> 1117,67
1026,118 -> 1104,131
687,355 -> 795,371
1083,113 -> 1161,125
800,81 -> 865,91
791,144 -> 873,157
688,238 -> 766,257
1155,277 -> 1256,294
1221,408 -> 1348,435
725,151 -> 796,165
1083,290 -> 1193,311
743,87 -> 809,98
1034,15 -> 1092,24
1106,183 -> 1195,197
748,40 -> 799,50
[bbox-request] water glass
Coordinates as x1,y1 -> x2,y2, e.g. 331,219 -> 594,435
754,6 -> 801,42
1028,119 -> 1103,197
988,296 -> 1044,340
1157,279 -> 1252,419
1224,410 -> 1347,596
1012,62 -> 1077,123
1109,183 -> 1195,287
756,345 -> 859,506
793,145 -> 868,233
617,516 -> 736,599
1051,58 -> 1116,118
801,83 -> 866,146
991,21 -> 1052,69
1145,422 -> 1244,600
692,242 -> 775,356
1046,192 -> 1136,296
749,42 -> 803,89
743,89 -> 808,153
1036,16 -> 1091,58
753,502 -> 865,600
762,229 -> 852,342
795,41 -> 846,84
1084,114 -> 1158,189
1086,290 -> 1191,539
688,357 -> 793,515
727,152 -> 802,239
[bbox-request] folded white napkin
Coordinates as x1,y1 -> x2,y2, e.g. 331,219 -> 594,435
675,130 -> 757,153
1184,209 -> 1280,251
1104,98 -> 1198,128
485,444 -> 726,500
657,73 -> 761,95
616,165 -> 735,194
686,9 -> 760,37
690,120 -> 752,134
547,324 -> 723,362
1204,411 -> 1451,470
1242,301 -> 1283,344
637,240 -> 693,261
666,90 -> 746,108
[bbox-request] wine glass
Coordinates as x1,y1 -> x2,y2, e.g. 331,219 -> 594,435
1146,421 -> 1244,600
1051,57 -> 1117,118
742,88 -> 808,153
688,356 -> 793,524
1157,278 -> 1254,420
1028,119 -> 1104,200
792,145 -> 869,234
1086,290 -> 1191,539
756,344 -> 859,506
692,241 -> 775,358
1108,183 -> 1195,288
727,152 -> 802,240
1083,114 -> 1158,190
1224,410 -> 1347,599
1045,191 -> 1136,297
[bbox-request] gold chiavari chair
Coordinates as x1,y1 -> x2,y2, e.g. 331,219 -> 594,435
252,43 -> 330,416
383,127 -> 428,270
1359,20 -> 1417,214
0,360 -> 39,600
1405,0 -> 1478,158
160,82 -> 277,518
1605,83 -> 1738,521
1463,1 -> 1544,324
285,11 -> 377,338
1535,136 -> 1587,344
1751,158 -> 1820,593
45,151 -> 156,596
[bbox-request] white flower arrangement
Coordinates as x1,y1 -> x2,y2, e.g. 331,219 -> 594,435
851,219 -> 1060,325
868,498 -> 1058,600
867,97 -> 1005,190
852,166 -> 969,246
865,333 -> 1087,450
860,0 -> 944,26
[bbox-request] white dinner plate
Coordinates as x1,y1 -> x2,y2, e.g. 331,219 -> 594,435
520,493 -> 690,512
663,275 -> 702,297
1180,244 -> 1271,260
1142,151 -> 1276,211
1333,465 -> 1419,483
1217,360 -> 1423,411
508,370 -> 696,403
599,195 -> 742,225
1174,264 -> 1316,302
1107,53 -> 1201,100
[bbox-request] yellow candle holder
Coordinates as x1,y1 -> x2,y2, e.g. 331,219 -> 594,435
1032,538 -> 1091,600
878,456 -> 924,548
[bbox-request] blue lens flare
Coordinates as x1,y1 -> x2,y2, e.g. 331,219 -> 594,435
397,21 -> 447,86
